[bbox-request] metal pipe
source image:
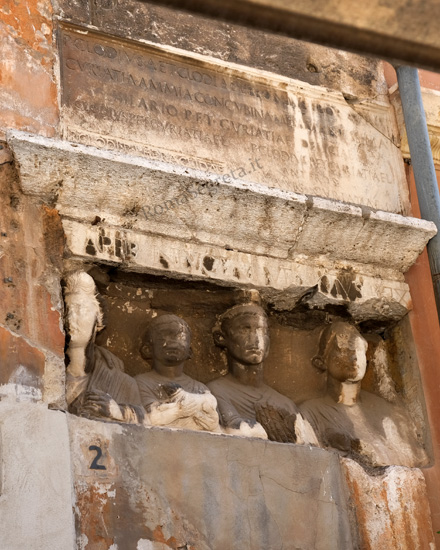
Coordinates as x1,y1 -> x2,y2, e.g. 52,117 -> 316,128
396,66 -> 440,314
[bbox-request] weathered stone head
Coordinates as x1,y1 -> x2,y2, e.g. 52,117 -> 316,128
312,322 -> 368,384
64,271 -> 103,348
214,303 -> 270,366
141,314 -> 192,368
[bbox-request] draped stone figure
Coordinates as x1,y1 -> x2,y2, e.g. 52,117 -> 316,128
64,271 -> 144,423
135,314 -> 221,433
300,321 -> 429,468
208,301 -> 318,444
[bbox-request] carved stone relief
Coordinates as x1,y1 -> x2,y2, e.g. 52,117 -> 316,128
299,322 -> 429,468
64,271 -> 145,424
65,272 -> 221,432
63,271 -> 429,469
135,314 -> 221,432
208,300 -> 317,445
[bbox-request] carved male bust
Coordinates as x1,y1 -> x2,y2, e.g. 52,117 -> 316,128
300,321 -> 429,467
207,302 -> 317,444
64,271 -> 144,423
135,314 -> 221,433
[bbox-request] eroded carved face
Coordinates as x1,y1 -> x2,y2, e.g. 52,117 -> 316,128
65,292 -> 97,348
326,330 -> 368,383
151,320 -> 191,366
223,313 -> 270,365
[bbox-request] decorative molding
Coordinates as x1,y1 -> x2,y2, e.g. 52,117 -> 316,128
391,87 -> 440,168
8,130 -> 435,276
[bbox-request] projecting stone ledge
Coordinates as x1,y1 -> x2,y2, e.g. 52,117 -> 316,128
62,218 -> 413,323
9,131 -> 436,273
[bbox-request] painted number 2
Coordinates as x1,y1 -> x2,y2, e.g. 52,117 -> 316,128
89,445 -> 107,470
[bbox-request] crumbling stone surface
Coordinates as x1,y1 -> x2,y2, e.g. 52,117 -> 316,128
0,0 -> 58,136
54,0 -> 388,102
0,150 -> 65,404
342,458 -> 436,549
9,133 -> 433,271
70,416 -> 355,550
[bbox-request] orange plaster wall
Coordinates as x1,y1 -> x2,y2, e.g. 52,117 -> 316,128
384,61 -> 440,92
404,167 -> 440,540
384,62 -> 440,540
0,0 -> 59,138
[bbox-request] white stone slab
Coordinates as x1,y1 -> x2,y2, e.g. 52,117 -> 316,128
0,401 -> 75,550
68,415 -> 355,549
58,23 -> 409,214
63,219 -> 412,322
8,131 -> 436,274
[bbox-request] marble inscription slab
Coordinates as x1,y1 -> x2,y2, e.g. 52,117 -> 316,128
59,23 -> 408,212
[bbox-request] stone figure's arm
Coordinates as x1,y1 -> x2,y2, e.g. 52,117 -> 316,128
144,383 -> 203,426
145,384 -> 220,431
79,390 -> 145,424
214,394 -> 267,439
294,414 -> 319,446
187,391 -> 221,432
321,428 -> 370,460
253,402 -> 319,445
255,403 -> 297,443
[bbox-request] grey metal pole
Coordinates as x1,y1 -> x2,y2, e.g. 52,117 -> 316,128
396,66 -> 440,314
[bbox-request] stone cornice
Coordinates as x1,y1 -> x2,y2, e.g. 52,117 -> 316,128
7,130 -> 437,321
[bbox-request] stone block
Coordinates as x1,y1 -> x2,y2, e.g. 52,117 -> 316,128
0,401 -> 75,550
56,23 -> 407,213
342,458 -> 435,550
8,131 -> 435,272
69,416 -> 355,549
56,0 -> 388,101
62,219 -> 414,324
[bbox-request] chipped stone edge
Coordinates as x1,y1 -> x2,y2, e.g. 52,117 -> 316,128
7,130 -> 437,275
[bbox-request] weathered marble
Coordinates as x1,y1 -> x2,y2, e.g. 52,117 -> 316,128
69,415 -> 355,550
62,218 -> 416,324
9,131 -> 434,271
300,322 -> 429,468
65,271 -> 145,423
342,458 -> 435,549
56,23 -> 408,213
8,131 -> 437,324
136,314 -> 221,432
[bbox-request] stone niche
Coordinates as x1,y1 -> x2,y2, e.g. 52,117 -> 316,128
61,265 -> 433,550
88,268 -> 425,418
9,59 -> 437,550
